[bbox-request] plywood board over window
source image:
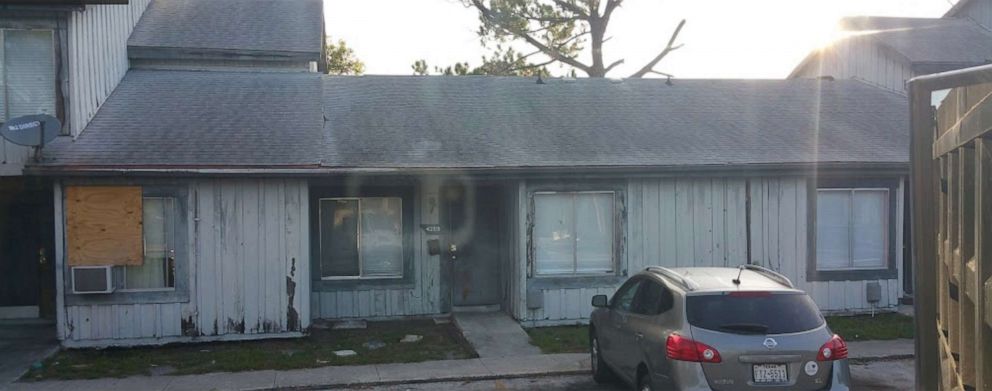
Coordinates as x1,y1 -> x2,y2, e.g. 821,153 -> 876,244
66,186 -> 143,266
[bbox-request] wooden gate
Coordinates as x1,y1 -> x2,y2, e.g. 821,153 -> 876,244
910,65 -> 992,391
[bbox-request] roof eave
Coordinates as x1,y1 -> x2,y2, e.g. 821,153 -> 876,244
127,45 -> 321,63
24,161 -> 910,178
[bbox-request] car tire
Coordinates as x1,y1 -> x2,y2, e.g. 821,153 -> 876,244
590,332 -> 613,384
637,370 -> 653,391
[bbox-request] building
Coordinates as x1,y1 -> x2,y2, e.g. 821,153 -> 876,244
0,0 -> 150,321
17,0 -> 911,348
789,13 -> 992,94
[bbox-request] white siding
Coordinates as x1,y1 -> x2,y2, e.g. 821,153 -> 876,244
67,0 -> 150,137
791,37 -> 915,94
516,175 -> 906,325
748,177 -> 904,313
57,178 -> 310,346
310,179 -> 442,319
517,177 -> 750,324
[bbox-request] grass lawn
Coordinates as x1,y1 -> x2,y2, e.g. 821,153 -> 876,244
526,325 -> 589,354
825,312 -> 914,341
23,319 -> 476,381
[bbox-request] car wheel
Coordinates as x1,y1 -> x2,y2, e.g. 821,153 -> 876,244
590,332 -> 613,384
637,370 -> 653,391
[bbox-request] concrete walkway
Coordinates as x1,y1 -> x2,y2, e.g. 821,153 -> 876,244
452,312 -> 541,358
7,353 -> 589,391
846,339 -> 914,361
0,320 -> 57,387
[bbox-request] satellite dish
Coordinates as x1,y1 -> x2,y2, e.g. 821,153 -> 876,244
1,114 -> 60,147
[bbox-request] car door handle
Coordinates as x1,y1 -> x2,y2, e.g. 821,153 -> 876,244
635,333 -> 644,340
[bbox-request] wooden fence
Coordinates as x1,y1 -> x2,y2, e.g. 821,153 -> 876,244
910,65 -> 992,391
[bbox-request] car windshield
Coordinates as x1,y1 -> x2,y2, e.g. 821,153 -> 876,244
686,292 -> 825,335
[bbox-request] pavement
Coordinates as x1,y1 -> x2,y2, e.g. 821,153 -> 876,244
6,338 -> 916,391
336,359 -> 916,391
0,320 -> 57,387
452,312 -> 542,358
846,339 -> 915,361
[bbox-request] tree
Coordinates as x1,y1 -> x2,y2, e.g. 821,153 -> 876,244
325,38 -> 365,75
413,47 -> 551,76
415,0 -> 684,78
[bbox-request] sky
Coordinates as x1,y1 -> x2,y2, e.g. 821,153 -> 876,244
324,0 -> 955,79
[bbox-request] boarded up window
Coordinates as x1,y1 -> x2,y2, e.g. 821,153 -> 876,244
66,186 -> 143,266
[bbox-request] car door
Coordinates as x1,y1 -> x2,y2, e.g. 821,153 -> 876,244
602,277 -> 643,381
625,279 -> 678,387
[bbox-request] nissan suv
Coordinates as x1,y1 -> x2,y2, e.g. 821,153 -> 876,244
588,265 -> 851,391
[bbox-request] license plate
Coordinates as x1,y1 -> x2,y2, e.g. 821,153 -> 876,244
753,363 -> 788,383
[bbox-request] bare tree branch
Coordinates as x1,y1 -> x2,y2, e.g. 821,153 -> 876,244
629,19 -> 685,78
603,58 -> 624,74
470,0 -> 592,73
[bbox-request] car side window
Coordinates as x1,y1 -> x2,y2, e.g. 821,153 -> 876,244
611,278 -> 642,312
632,280 -> 674,315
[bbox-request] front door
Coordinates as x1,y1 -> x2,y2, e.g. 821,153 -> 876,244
442,184 -> 501,307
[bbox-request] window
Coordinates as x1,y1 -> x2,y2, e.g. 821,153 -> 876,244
686,293 -> 824,335
64,185 -> 189,306
611,278 -> 642,312
124,197 -> 176,291
533,191 -> 615,275
816,188 -> 888,270
319,197 -> 403,279
1,29 -> 56,121
632,280 -> 674,315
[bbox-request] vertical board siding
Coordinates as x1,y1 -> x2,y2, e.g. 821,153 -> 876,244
748,177 -> 904,312
519,177 -> 749,323
791,36 -> 914,94
310,179 -> 442,319
61,179 -> 309,344
67,0 -> 149,137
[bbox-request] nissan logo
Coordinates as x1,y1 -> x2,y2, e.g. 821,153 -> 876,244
763,337 -> 778,349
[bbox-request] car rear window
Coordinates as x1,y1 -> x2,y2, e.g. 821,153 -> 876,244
686,292 -> 825,335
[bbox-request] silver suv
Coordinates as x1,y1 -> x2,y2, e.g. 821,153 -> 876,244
589,265 -> 852,391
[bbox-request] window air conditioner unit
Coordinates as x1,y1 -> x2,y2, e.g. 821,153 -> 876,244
71,266 -> 115,294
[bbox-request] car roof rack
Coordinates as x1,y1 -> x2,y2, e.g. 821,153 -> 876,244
645,267 -> 699,291
741,264 -> 794,289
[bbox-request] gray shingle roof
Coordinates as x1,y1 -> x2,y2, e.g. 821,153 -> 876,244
321,76 -> 909,169
38,73 -> 909,171
42,70 -> 324,167
837,16 -> 992,65
128,0 -> 322,56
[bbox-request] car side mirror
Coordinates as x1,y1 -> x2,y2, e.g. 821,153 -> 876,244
591,294 -> 608,308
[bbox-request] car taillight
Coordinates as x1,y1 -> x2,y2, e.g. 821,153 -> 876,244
666,334 -> 722,363
816,334 -> 848,361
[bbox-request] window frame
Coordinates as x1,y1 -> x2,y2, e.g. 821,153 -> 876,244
120,196 -> 178,293
317,196 -> 404,281
309,184 -> 416,291
0,28 -> 58,122
63,185 -> 190,306
525,181 -> 627,292
807,178 -> 899,282
531,190 -> 618,276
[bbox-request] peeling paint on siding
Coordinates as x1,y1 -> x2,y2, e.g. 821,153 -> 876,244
286,257 -> 299,331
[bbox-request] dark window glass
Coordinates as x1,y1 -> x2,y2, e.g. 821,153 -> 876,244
633,281 -> 673,315
686,293 -> 824,334
611,279 -> 642,312
320,199 -> 361,277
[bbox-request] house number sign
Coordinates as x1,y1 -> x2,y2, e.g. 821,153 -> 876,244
420,224 -> 442,234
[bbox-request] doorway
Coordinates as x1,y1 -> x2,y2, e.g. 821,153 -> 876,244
441,182 -> 504,308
